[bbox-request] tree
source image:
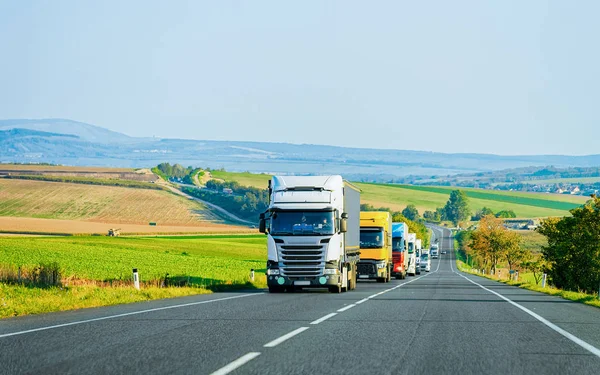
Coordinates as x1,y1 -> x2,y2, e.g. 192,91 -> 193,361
522,256 -> 547,285
402,204 -> 420,221
470,215 -> 520,275
496,210 -> 517,218
537,195 -> 600,293
423,210 -> 441,222
472,207 -> 494,221
443,190 -> 471,226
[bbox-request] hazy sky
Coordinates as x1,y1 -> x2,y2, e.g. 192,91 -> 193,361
1,1 -> 598,155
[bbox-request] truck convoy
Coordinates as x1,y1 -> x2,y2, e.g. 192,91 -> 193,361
358,211 -> 393,282
391,222 -> 408,279
259,175 -> 361,293
406,233 -> 417,276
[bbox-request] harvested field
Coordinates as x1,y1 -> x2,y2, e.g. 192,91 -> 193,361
0,217 -> 252,235
0,164 -> 133,172
0,179 -> 244,230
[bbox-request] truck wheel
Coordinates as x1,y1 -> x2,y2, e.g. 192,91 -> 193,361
329,285 -> 342,293
376,278 -> 385,283
268,286 -> 284,293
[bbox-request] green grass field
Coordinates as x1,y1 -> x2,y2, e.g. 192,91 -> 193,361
0,234 -> 267,317
210,171 -> 271,189
203,171 -> 586,218
357,183 -> 581,218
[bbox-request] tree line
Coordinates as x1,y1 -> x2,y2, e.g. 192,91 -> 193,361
458,195 -> 600,294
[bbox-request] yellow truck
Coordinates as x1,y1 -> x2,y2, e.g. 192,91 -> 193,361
357,211 -> 393,283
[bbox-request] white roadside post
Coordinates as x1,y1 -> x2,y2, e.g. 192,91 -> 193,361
542,273 -> 547,288
250,269 -> 255,282
133,268 -> 140,290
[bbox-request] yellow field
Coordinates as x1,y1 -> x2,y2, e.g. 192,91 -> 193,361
0,164 -> 133,172
0,179 -> 242,232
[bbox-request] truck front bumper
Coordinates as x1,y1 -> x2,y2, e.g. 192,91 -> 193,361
357,260 -> 387,280
267,275 -> 341,288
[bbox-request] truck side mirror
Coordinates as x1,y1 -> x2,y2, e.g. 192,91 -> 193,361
340,212 -> 348,233
259,213 -> 266,234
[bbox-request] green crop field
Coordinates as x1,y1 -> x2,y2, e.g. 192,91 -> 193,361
0,235 -> 267,284
0,234 -> 267,317
210,171 -> 271,189
355,183 -> 582,218
205,171 -> 585,218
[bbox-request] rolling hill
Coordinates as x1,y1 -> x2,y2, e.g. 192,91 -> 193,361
209,170 -> 586,218
2,118 -> 600,179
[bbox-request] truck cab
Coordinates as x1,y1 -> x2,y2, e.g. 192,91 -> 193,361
260,175 -> 361,293
431,244 -> 439,259
392,222 -> 408,279
358,212 -> 393,283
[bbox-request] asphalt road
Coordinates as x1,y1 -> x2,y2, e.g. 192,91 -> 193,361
1,227 -> 599,374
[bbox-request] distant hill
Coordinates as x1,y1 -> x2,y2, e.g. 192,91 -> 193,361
0,119 -> 131,143
1,118 -> 599,178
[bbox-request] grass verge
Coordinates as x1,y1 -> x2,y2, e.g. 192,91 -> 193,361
0,284 -> 210,318
455,258 -> 600,309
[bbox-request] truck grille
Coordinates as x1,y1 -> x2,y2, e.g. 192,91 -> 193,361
357,262 -> 376,275
279,244 -> 325,278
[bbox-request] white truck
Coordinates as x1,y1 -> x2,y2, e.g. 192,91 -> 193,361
406,233 -> 417,276
415,238 -> 422,275
431,244 -> 439,259
259,175 -> 361,293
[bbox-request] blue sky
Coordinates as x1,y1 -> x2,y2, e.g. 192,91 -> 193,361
1,1 -> 598,155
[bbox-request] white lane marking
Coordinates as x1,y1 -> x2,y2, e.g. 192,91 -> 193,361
310,313 -> 337,325
355,298 -> 369,304
337,304 -> 356,312
457,273 -> 600,359
263,327 -> 310,348
0,293 -> 263,339
209,352 -> 261,375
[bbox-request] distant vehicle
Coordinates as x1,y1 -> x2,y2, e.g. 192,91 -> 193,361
407,233 -> 417,276
260,175 -> 361,293
420,252 -> 431,272
431,244 -> 439,259
358,211 -> 393,283
391,222 -> 408,279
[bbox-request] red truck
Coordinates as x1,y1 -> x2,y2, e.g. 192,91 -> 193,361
392,222 -> 408,279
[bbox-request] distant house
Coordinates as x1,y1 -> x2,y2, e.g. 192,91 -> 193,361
222,188 -> 233,194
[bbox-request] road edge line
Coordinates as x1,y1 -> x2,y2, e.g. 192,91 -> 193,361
457,273 -> 600,359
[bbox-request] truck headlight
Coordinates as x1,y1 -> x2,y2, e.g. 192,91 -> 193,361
267,269 -> 280,276
376,262 -> 386,269
323,269 -> 337,275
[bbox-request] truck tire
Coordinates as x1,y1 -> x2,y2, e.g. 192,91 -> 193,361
376,278 -> 385,283
350,272 -> 357,290
329,285 -> 342,293
268,286 -> 284,293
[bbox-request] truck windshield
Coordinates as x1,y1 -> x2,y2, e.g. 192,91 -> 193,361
421,254 -> 429,260
360,229 -> 384,249
392,238 -> 404,252
408,242 -> 414,253
270,210 -> 335,236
